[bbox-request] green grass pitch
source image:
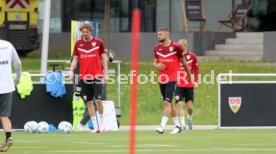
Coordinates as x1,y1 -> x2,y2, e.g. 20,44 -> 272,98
6,129 -> 276,153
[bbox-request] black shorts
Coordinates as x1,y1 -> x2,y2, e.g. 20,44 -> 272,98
159,81 -> 176,103
0,92 -> 13,117
80,78 -> 103,102
175,87 -> 194,103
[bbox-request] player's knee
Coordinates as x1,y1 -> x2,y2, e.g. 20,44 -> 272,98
164,101 -> 171,109
164,101 -> 170,106
177,101 -> 184,108
87,102 -> 94,108
187,101 -> 193,108
96,99 -> 102,104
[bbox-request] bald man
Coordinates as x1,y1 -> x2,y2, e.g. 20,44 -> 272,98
175,39 -> 199,130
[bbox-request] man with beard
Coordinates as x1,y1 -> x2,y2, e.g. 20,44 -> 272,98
153,27 -> 191,134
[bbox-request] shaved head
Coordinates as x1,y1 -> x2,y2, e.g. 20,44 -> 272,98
157,27 -> 169,32
178,39 -> 189,51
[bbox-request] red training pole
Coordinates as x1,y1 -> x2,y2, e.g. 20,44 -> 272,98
129,9 -> 141,154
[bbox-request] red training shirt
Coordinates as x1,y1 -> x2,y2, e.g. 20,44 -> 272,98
154,41 -> 183,83
177,51 -> 199,88
73,37 -> 105,80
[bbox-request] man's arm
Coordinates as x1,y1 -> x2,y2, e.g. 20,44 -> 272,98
69,56 -> 78,80
153,58 -> 159,67
153,58 -> 165,70
180,58 -> 191,82
12,45 -> 22,85
193,56 -> 199,83
192,55 -> 199,89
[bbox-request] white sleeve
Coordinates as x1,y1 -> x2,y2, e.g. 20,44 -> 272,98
11,45 -> 22,81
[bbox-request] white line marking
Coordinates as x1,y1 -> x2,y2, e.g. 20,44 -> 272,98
55,148 -> 276,153
12,146 -> 47,149
109,144 -> 176,148
240,144 -> 276,146
18,148 -> 276,153
73,141 -> 104,145
16,140 -> 43,143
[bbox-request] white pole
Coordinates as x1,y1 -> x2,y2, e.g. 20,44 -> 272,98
40,0 -> 51,77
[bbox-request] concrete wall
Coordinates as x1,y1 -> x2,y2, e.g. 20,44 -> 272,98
39,32 -> 235,60
38,33 -> 71,56
263,32 -> 276,61
108,32 -> 194,60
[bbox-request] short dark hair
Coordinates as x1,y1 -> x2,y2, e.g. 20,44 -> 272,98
157,27 -> 169,32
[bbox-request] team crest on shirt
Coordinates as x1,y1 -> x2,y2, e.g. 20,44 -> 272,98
92,42 -> 97,47
228,97 -> 242,113
169,47 -> 174,52
186,55 -> 191,60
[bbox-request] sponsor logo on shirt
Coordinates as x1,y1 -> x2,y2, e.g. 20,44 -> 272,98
0,60 -> 8,65
0,46 -> 8,50
80,54 -> 96,58
160,58 -> 173,62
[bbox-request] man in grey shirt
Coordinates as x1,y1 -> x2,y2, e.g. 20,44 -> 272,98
0,39 -> 22,152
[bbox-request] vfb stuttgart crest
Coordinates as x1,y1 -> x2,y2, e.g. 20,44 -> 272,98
92,42 -> 96,47
169,47 -> 174,52
228,97 -> 242,113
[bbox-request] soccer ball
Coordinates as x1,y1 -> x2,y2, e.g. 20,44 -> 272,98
24,121 -> 38,133
58,121 -> 72,133
37,121 -> 49,133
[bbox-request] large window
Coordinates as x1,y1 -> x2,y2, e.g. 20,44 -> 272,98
62,0 -> 156,32
63,0 -> 104,32
248,0 -> 276,31
38,0 -> 62,33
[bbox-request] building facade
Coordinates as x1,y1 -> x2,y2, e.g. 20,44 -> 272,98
38,0 -> 276,33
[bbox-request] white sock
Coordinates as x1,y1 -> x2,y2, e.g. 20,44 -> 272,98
99,114 -> 104,126
91,116 -> 98,129
188,114 -> 192,120
179,116 -> 186,126
172,117 -> 180,127
160,116 -> 168,128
